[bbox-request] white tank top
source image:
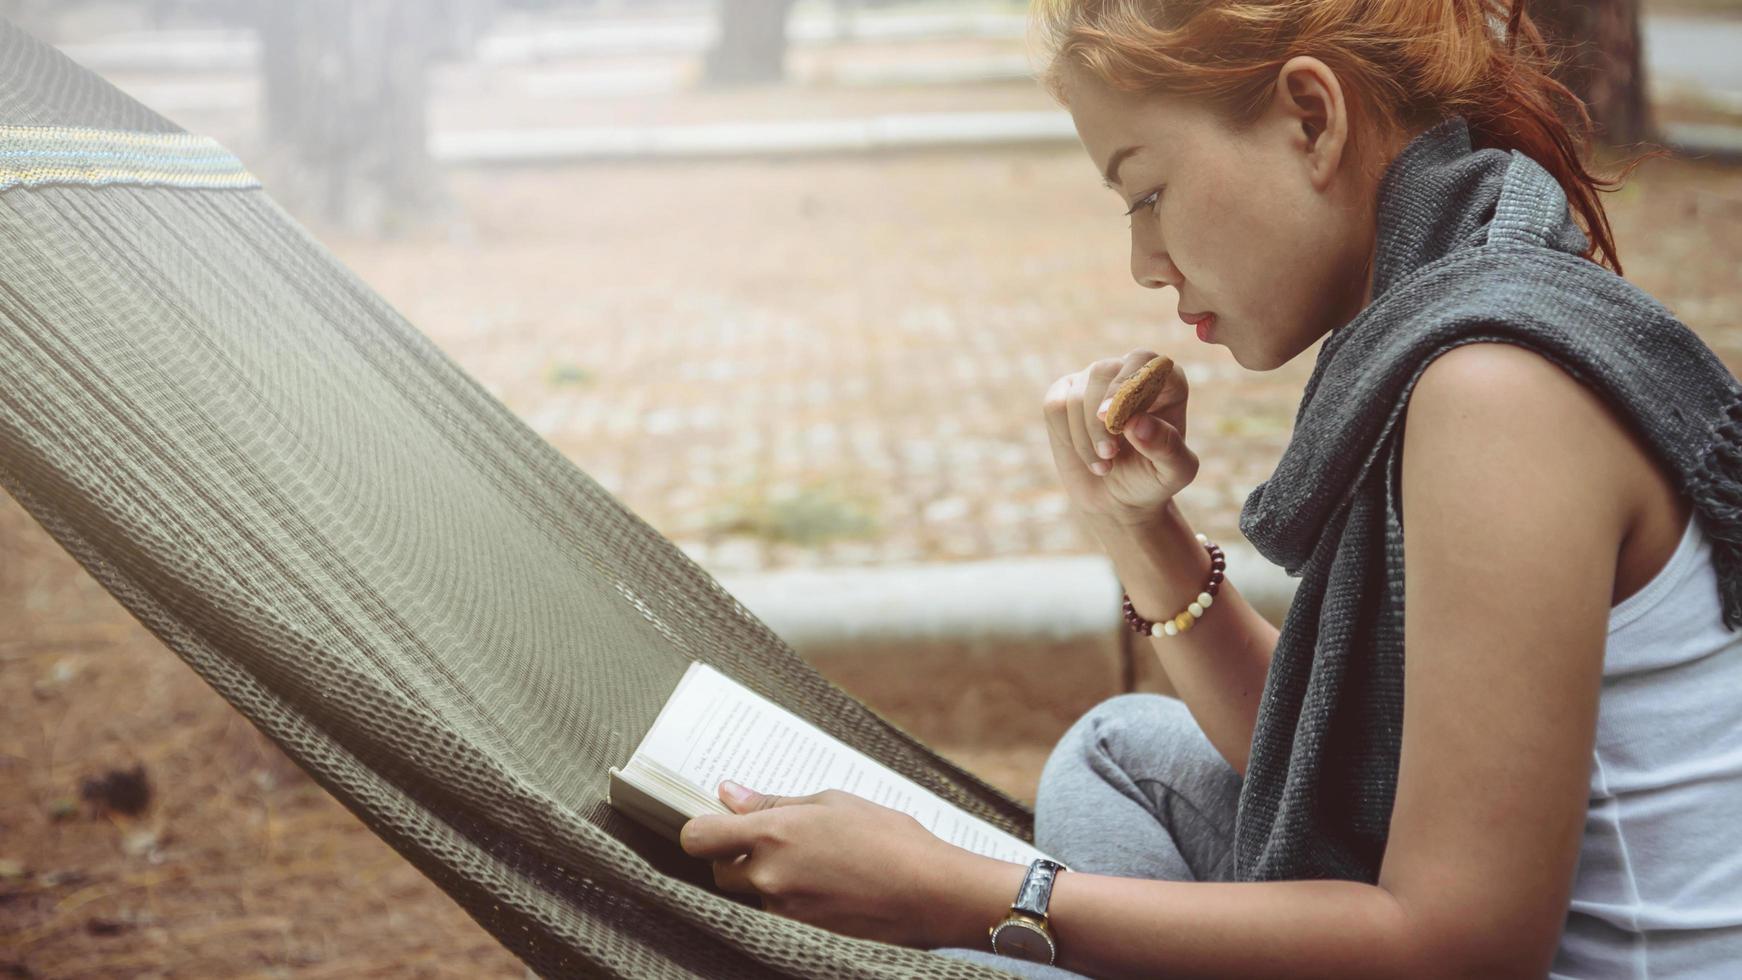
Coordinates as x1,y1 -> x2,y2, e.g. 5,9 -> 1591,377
1552,513 -> 1742,978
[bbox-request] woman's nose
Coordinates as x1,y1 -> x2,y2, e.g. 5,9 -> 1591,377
1131,242 -> 1180,291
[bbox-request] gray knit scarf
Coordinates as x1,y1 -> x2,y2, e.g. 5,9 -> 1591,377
1232,114 -> 1742,883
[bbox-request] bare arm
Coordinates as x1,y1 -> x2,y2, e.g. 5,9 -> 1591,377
1086,499 -> 1278,777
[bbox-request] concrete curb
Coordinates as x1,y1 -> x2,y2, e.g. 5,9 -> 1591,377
432,111 -> 1076,165
55,13 -> 1032,73
1662,122 -> 1742,164
713,542 -> 1294,646
710,540 -> 1298,746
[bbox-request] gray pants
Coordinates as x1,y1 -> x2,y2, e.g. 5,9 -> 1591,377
930,692 -> 1243,978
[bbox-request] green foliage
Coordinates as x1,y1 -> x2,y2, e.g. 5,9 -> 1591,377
545,361 -> 594,387
701,479 -> 882,545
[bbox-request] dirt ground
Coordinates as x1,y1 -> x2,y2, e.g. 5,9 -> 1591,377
5,70 -> 1742,980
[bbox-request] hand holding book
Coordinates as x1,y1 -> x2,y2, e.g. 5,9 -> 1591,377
678,775 -> 1024,948
606,661 -> 1060,948
606,660 -> 1062,867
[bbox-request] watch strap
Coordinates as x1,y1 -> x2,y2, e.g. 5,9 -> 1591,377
1011,858 -> 1066,919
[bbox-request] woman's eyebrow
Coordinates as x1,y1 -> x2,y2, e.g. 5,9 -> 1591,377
1101,145 -> 1144,188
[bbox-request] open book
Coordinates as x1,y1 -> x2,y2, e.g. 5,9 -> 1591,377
608,660 -> 1063,868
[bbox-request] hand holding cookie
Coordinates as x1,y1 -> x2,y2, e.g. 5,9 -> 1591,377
1102,355 -> 1174,437
1042,350 -> 1199,528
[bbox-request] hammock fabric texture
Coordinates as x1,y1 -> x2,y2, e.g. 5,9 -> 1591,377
0,22 -> 1036,979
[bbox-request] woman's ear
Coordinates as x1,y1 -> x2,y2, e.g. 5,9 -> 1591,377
1271,55 -> 1350,192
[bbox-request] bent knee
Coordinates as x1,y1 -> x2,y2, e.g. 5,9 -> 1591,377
1063,691 -> 1197,751
1040,692 -> 1198,784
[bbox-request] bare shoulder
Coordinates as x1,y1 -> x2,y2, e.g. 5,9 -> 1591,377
1402,340 -> 1640,539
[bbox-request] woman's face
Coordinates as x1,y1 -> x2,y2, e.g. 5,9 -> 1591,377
1062,56 -> 1396,371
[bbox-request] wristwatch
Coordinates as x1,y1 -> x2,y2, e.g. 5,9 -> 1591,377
988,857 -> 1068,964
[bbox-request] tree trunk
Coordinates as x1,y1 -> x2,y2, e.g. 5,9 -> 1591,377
428,0 -> 499,61
1529,0 -> 1655,146
703,0 -> 796,87
256,0 -> 439,236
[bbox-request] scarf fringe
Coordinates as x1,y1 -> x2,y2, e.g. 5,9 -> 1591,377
1688,389 -> 1742,632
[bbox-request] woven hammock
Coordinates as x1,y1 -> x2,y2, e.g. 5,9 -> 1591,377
0,20 -> 1037,979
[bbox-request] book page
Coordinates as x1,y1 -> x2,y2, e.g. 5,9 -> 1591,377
632,662 -> 1061,867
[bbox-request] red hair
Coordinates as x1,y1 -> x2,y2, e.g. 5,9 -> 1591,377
1031,0 -> 1661,275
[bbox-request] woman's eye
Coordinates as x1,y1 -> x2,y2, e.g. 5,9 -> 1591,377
1123,188 -> 1162,223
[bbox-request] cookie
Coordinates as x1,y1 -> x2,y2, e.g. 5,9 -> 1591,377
1103,355 -> 1174,435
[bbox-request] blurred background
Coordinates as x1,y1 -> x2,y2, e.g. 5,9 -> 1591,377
2,0 -> 1739,975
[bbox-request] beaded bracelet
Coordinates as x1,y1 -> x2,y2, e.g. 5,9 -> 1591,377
1121,533 -> 1224,638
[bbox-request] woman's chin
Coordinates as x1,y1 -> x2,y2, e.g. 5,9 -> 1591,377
1229,341 -> 1290,374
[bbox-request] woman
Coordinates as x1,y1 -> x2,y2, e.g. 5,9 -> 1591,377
677,1 -> 1742,976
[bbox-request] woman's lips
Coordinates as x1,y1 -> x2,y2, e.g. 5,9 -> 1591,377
1180,310 -> 1216,342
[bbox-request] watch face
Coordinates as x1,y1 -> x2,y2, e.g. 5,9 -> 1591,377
991,920 -> 1054,962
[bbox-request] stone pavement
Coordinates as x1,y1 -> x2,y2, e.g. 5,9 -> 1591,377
331,147 -> 1310,579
